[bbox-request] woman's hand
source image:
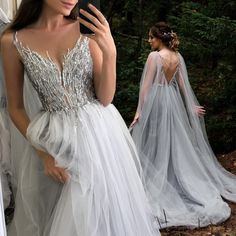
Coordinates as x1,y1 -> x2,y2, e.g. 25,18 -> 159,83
79,4 -> 116,106
37,150 -> 69,184
79,4 -> 116,57
194,105 -> 206,116
130,112 -> 140,128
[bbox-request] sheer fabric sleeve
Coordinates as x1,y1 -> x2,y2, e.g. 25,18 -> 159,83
177,53 -> 209,142
137,52 -> 158,113
177,54 -> 201,114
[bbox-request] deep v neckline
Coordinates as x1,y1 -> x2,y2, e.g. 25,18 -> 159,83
157,52 -> 180,85
14,32 -> 82,76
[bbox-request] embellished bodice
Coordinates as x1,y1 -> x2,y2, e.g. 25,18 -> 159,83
14,33 -> 97,113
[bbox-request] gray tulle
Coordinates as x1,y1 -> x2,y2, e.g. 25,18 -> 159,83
132,51 -> 236,228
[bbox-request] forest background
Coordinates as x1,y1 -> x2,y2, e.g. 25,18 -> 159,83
101,0 -> 236,154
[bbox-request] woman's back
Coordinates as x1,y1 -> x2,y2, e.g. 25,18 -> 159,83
158,50 -> 179,83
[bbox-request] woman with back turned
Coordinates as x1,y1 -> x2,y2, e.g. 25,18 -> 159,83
131,22 -> 236,228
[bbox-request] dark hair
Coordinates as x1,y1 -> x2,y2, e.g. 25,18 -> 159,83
150,22 -> 179,51
4,0 -> 78,33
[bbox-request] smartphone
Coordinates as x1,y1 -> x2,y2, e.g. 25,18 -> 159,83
78,0 -> 101,34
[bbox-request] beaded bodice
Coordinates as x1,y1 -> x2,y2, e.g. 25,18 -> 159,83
14,33 -> 96,113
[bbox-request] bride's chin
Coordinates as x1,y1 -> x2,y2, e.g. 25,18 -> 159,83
61,10 -> 73,16
58,7 -> 74,16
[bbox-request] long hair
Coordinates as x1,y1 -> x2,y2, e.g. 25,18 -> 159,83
5,0 -> 78,33
150,22 -> 179,52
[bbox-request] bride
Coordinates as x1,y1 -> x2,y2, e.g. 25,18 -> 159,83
1,0 -> 160,235
131,21 -> 236,229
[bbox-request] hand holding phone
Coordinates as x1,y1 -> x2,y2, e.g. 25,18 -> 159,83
79,3 -> 116,58
78,0 -> 100,34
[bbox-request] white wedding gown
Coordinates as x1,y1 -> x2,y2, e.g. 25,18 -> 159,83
132,51 -> 236,228
6,33 -> 160,236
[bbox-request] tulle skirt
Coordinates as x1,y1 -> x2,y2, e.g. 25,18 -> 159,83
8,102 -> 159,236
0,109 -> 11,209
132,83 -> 236,228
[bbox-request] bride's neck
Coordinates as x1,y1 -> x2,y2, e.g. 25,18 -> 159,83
36,6 -> 66,31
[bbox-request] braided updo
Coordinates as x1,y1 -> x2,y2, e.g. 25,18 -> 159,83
150,22 -> 179,51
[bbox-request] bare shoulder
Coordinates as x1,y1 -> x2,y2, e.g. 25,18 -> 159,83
1,31 -> 15,49
1,31 -> 21,65
146,51 -> 158,63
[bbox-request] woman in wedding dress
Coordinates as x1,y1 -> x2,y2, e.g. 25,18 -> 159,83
131,22 -> 236,229
1,0 -> 160,235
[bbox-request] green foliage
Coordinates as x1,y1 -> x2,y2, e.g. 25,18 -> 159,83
168,1 -> 236,153
102,0 -> 236,153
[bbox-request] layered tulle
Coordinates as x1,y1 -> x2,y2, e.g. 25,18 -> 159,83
0,17 -> 11,211
132,51 -> 236,228
25,102 -> 158,236
6,78 -> 159,236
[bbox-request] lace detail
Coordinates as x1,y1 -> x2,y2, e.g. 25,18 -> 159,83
13,33 -> 97,113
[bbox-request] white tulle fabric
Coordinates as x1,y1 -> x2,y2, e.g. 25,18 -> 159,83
0,43 -> 11,210
0,14 -> 11,203
0,11 -> 8,236
7,34 -> 159,236
132,51 -> 236,228
0,7 -> 10,23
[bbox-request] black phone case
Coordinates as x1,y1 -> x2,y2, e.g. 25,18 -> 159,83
78,0 -> 101,34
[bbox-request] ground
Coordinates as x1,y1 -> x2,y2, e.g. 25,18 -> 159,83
5,151 -> 236,235
161,151 -> 236,236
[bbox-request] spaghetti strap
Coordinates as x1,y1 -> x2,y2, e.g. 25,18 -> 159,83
157,52 -> 180,83
13,31 -> 19,45
13,31 -> 22,51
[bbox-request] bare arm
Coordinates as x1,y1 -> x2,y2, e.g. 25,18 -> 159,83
1,32 -> 30,137
89,39 -> 116,106
1,33 -> 69,183
130,52 -> 157,127
79,4 -> 116,106
177,62 -> 205,116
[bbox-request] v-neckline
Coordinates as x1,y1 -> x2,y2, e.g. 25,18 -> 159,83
14,32 -> 82,76
157,52 -> 180,85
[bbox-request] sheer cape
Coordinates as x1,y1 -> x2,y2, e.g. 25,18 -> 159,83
132,51 -> 236,228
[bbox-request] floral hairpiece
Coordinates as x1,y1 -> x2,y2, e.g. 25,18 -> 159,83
163,31 -> 175,38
